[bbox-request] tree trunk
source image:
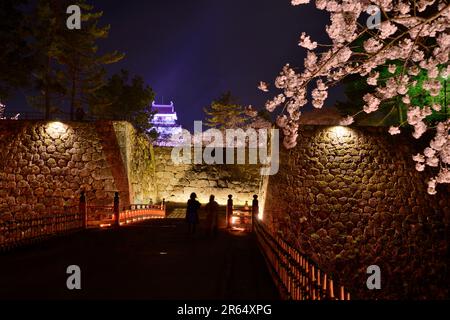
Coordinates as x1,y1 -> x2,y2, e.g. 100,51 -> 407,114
44,56 -> 51,120
397,96 -> 403,124
70,70 -> 76,121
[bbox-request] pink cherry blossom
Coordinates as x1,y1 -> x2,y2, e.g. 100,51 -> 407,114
299,32 -> 318,50
427,178 -> 437,195
0,102 -> 20,120
379,22 -> 398,39
367,72 -> 379,86
388,64 -> 397,74
416,163 -> 426,172
264,0 -> 450,193
388,126 -> 401,135
436,168 -> 450,183
413,153 -> 426,163
291,0 -> 309,5
432,104 -> 442,111
340,115 -> 354,126
363,93 -> 380,113
258,81 -> 269,92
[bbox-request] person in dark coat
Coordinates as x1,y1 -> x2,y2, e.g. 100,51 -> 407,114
186,192 -> 201,234
205,195 -> 219,237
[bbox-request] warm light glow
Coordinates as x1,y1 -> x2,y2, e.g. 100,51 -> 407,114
231,216 -> 239,224
330,126 -> 350,137
100,223 -> 111,228
46,121 -> 68,139
48,121 -> 67,132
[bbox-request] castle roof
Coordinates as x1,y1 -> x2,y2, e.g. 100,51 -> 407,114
152,101 -> 175,115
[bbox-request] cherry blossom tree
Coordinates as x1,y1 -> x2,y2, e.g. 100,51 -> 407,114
261,0 -> 450,194
0,102 -> 19,120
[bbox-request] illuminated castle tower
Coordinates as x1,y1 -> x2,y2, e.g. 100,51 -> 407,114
151,101 -> 183,146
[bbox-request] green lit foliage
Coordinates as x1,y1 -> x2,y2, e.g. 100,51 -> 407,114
336,62 -> 448,126
406,69 -> 448,123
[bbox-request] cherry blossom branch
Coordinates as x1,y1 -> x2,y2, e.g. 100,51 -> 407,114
262,0 -> 450,194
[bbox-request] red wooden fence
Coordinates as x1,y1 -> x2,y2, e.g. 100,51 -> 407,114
254,218 -> 351,300
0,197 -> 166,252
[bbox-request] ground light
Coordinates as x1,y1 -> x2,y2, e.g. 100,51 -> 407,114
46,121 -> 68,138
329,125 -> 351,138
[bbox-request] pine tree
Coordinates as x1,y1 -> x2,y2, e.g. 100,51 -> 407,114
94,70 -> 156,135
27,0 -> 67,119
0,0 -> 35,102
56,0 -> 124,120
204,92 -> 250,130
27,0 -> 124,120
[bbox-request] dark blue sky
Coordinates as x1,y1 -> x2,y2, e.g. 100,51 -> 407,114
10,0 -> 345,130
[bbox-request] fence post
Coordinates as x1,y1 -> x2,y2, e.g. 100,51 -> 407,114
329,278 -> 335,299
226,195 -> 233,229
114,192 -> 120,227
252,194 -> 259,232
79,191 -> 87,229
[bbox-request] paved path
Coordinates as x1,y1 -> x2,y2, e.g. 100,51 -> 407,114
0,214 -> 279,300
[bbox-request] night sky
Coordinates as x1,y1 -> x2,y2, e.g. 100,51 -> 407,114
10,0 -> 345,131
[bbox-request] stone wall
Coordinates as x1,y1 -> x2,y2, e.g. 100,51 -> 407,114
0,121 -> 119,220
263,125 -> 449,299
113,122 -> 157,205
109,123 -> 263,206
4,120 -> 446,298
154,147 -> 262,205
0,121 -> 263,222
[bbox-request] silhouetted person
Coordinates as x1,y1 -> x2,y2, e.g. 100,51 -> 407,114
205,195 -> 219,237
114,192 -> 120,227
252,195 -> 259,232
226,194 -> 233,228
75,107 -> 85,121
186,192 -> 200,234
